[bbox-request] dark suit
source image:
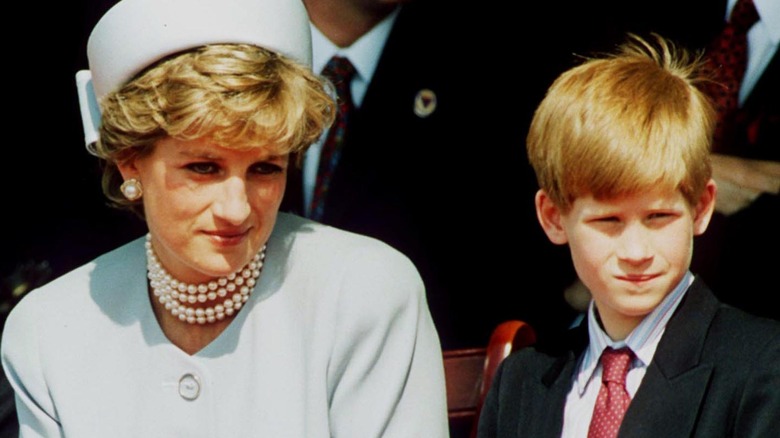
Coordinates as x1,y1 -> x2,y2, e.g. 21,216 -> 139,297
283,0 -> 579,349
477,278 -> 780,438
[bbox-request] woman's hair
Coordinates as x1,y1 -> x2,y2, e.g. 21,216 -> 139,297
94,43 -> 335,214
526,34 -> 715,211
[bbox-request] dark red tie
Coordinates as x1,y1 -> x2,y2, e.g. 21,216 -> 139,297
587,347 -> 634,438
701,0 -> 760,152
310,56 -> 356,221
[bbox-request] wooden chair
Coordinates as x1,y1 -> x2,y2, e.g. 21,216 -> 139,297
444,320 -> 536,438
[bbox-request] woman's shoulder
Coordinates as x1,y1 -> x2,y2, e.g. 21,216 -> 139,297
4,237 -> 146,328
273,212 -> 394,247
270,213 -> 424,308
24,237 -> 143,294
272,212 -> 416,271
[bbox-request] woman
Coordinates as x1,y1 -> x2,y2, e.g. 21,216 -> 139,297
0,0 -> 447,436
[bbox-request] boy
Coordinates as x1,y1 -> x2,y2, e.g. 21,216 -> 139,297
477,35 -> 780,438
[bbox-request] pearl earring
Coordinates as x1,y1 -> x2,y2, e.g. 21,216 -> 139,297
120,178 -> 143,201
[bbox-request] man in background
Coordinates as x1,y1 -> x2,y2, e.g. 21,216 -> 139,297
284,0 -> 580,349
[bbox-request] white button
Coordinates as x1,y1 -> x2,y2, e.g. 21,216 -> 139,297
178,373 -> 201,400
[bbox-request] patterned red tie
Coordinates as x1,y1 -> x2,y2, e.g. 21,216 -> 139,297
587,347 -> 634,438
701,0 -> 760,152
310,56 -> 356,221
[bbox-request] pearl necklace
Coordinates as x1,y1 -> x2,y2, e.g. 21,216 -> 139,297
145,234 -> 266,325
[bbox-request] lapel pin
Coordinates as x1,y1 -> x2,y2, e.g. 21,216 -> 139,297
413,88 -> 437,118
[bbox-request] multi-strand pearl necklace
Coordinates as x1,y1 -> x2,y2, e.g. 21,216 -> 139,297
145,234 -> 266,325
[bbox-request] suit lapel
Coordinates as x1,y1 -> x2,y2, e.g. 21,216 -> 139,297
527,355 -> 578,438
619,279 -> 719,437
518,324 -> 589,437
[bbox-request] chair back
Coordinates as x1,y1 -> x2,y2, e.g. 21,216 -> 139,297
444,320 -> 536,438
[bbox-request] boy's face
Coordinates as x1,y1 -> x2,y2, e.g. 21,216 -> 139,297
535,181 -> 716,339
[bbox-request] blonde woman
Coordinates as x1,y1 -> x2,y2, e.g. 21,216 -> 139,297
1,0 -> 447,436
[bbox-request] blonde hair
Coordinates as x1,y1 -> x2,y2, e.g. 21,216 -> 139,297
527,34 -> 715,211
94,43 -> 335,213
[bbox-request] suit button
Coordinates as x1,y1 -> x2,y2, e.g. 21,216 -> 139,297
179,373 -> 201,400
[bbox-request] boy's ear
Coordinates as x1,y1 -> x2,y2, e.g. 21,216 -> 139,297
693,179 -> 717,236
535,190 -> 569,245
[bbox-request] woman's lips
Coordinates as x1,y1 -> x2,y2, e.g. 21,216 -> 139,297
203,229 -> 250,246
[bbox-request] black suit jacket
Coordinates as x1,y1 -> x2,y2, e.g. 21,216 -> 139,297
282,0 -> 579,349
477,279 -> 780,438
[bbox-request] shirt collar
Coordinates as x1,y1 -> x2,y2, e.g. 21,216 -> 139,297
573,271 -> 694,395
729,0 -> 780,44
310,7 -> 400,86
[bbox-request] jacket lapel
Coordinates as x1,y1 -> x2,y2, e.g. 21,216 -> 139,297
518,323 -> 589,437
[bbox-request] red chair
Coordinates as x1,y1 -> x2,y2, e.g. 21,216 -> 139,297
444,320 -> 537,438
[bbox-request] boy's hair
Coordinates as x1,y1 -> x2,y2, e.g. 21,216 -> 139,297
527,34 -> 715,211
94,43 -> 335,215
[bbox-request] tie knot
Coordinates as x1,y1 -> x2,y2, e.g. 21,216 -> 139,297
730,0 -> 759,32
600,347 -> 633,384
322,56 -> 357,89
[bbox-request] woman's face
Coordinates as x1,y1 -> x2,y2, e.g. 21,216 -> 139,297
118,136 -> 288,284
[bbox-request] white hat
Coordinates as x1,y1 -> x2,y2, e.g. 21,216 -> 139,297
76,0 -> 312,149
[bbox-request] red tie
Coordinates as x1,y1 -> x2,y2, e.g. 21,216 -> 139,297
587,347 -> 634,438
701,0 -> 760,152
310,56 -> 356,221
